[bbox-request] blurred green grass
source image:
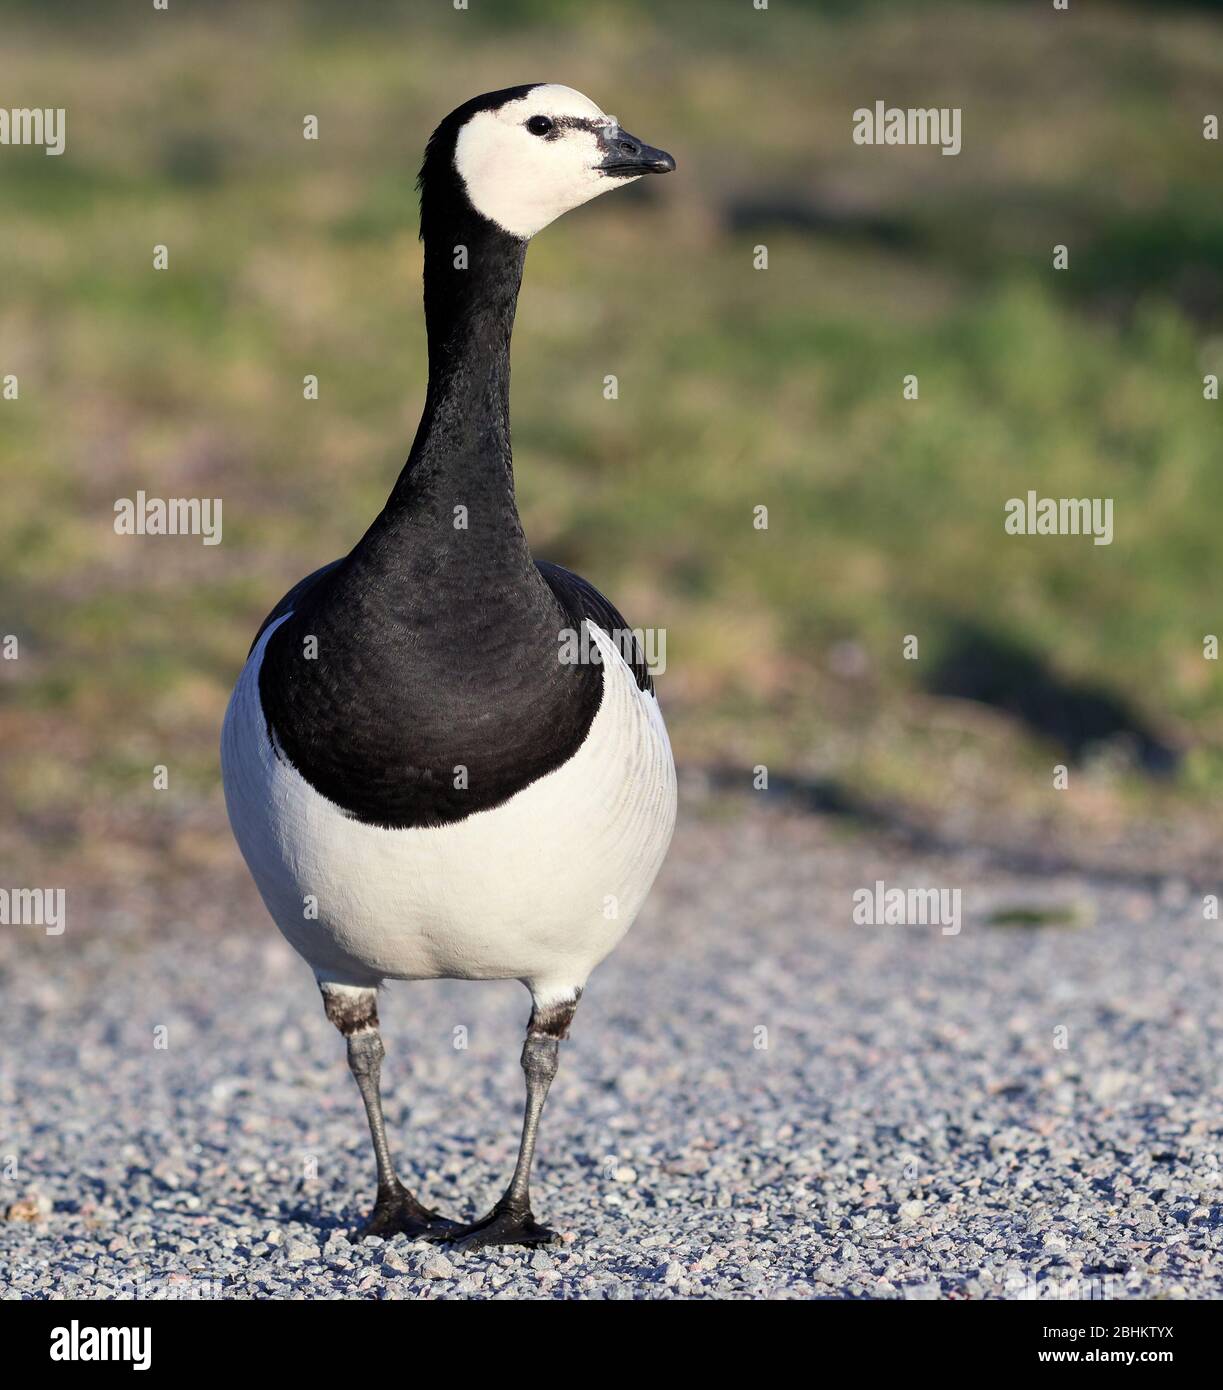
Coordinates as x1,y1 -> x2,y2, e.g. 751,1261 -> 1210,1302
2,0 -> 1222,880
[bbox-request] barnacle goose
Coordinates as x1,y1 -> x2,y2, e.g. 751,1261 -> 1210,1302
221,85 -> 677,1250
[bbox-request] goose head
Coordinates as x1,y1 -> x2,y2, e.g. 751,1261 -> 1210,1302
420,83 -> 675,242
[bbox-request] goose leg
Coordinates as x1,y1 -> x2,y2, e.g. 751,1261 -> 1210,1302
445,992 -> 579,1252
320,983 -> 457,1241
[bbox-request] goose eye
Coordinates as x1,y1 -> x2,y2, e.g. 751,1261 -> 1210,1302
526,115 -> 554,136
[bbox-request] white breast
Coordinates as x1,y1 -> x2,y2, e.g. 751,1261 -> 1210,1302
220,617 -> 676,1007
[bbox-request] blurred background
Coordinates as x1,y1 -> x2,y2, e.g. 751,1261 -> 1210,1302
2,0 -> 1221,907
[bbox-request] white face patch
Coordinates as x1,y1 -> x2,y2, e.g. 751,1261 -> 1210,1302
454,84 -> 636,239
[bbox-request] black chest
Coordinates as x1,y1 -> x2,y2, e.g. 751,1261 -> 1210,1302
256,545 -> 603,829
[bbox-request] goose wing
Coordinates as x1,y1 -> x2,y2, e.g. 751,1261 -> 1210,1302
248,558 -> 345,656
536,558 -> 653,694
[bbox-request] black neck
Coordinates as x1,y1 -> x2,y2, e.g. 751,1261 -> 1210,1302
423,212 -> 527,411
359,208 -> 528,566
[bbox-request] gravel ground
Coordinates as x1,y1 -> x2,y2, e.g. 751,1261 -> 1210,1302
1,803 -> 1221,1300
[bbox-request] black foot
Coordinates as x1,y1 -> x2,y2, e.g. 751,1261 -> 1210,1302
357,1181 -> 459,1243
442,1201 -> 558,1253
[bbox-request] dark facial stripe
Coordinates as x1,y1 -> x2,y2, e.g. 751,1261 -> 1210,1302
536,116 -> 606,141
